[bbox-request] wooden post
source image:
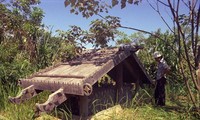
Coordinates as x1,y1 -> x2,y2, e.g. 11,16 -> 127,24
116,63 -> 123,90
115,63 -> 123,103
79,95 -> 88,119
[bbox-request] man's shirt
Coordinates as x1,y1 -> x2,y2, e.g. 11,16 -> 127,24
156,58 -> 170,80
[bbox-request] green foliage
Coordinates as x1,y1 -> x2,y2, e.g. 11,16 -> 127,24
0,23 -> 81,120
56,28 -> 87,60
64,0 -> 141,18
0,41 -> 36,85
89,16 -> 120,48
0,0 -> 44,59
116,31 -> 145,45
36,32 -> 58,68
0,88 -> 51,120
115,31 -> 132,45
30,7 -> 44,24
56,18 -> 120,49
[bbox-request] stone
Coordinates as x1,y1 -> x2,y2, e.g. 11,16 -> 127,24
91,105 -> 123,120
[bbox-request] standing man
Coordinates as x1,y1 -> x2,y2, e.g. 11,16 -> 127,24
153,51 -> 170,106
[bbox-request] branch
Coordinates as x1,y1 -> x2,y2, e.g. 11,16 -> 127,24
189,1 -> 195,60
180,62 -> 198,109
168,0 -> 200,91
147,0 -> 174,33
181,0 -> 190,8
120,26 -> 157,37
119,25 -> 184,58
157,0 -> 169,7
168,0 -> 182,59
194,1 -> 200,67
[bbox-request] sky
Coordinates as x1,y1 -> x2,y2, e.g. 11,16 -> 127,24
38,0 -> 178,34
37,0 -> 189,47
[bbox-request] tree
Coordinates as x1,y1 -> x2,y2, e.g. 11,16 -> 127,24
64,0 -> 200,109
0,0 -> 44,62
147,0 -> 200,109
64,0 -> 141,18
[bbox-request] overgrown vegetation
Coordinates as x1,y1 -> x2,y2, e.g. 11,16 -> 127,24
0,0 -> 200,119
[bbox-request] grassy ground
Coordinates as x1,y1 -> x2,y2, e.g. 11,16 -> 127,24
0,85 -> 199,120
1,104 -> 197,120
119,105 -> 196,120
90,102 -> 199,120
0,90 -> 52,120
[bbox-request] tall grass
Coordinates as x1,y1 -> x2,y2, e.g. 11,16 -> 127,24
0,81 -> 20,110
0,84 -> 52,120
0,82 -> 199,120
90,88 -> 199,120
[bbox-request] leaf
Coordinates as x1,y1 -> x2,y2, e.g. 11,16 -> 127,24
128,0 -> 133,4
87,5 -> 94,11
121,0 -> 126,9
85,13 -> 90,18
134,0 -> 140,5
121,0 -> 127,4
75,11 -> 78,15
112,0 -> 119,7
70,0 -> 76,6
82,12 -> 86,17
121,3 -> 126,9
79,3 -> 84,7
89,12 -> 94,16
78,7 -> 84,12
64,0 -> 70,7
70,9 -> 75,13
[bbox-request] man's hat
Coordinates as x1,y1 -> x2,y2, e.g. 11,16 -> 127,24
153,51 -> 162,58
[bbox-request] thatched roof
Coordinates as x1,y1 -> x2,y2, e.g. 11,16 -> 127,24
20,46 -> 152,96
